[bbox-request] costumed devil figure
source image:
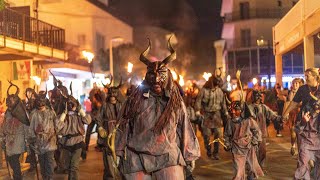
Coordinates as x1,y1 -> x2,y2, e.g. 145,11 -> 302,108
97,76 -> 124,180
49,71 -> 69,173
0,81 -> 29,180
195,68 -> 229,160
224,71 -> 264,180
28,87 -> 58,180
56,83 -> 91,180
85,82 -> 107,152
114,37 -> 200,180
248,90 -> 282,171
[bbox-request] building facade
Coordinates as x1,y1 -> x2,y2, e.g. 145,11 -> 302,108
217,0 -> 303,88
2,0 -> 133,100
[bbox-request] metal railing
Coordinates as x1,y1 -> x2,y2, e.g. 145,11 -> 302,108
225,36 -> 272,49
0,7 -> 65,50
224,8 -> 291,22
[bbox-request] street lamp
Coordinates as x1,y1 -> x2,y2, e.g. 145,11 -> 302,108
109,37 -> 124,78
82,50 -> 95,78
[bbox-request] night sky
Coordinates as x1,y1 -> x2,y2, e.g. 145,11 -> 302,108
107,0 -> 223,77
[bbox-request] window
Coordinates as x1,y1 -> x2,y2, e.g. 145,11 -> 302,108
240,29 -> 251,47
240,2 -> 250,19
277,1 -> 282,7
96,32 -> 105,53
77,34 -> 86,47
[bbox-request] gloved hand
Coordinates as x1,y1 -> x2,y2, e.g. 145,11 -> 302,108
98,127 -> 108,138
79,108 -> 86,117
186,160 -> 195,172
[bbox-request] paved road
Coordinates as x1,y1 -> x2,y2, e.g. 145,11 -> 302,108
0,125 -> 299,180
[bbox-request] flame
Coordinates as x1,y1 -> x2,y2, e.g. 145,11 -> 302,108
202,72 -> 212,81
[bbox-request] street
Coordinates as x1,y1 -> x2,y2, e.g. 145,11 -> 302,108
0,125 -> 298,180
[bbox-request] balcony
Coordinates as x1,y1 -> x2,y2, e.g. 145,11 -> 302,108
225,36 -> 272,49
0,7 -> 67,61
0,7 -> 65,49
224,8 -> 291,22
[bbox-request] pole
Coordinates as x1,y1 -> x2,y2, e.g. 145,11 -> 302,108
268,40 -> 271,89
109,40 -> 113,78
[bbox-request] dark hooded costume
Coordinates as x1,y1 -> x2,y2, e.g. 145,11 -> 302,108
115,38 -> 200,179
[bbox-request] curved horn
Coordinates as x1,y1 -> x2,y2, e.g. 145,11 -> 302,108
139,38 -> 152,66
69,81 -> 73,96
49,70 -> 58,87
7,80 -> 20,96
160,35 -> 176,67
117,76 -> 123,88
101,81 -> 107,88
310,92 -> 318,101
109,74 -> 113,86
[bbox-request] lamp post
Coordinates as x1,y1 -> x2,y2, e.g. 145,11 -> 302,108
109,37 -> 124,78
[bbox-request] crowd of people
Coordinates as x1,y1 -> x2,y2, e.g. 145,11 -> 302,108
0,37 -> 319,180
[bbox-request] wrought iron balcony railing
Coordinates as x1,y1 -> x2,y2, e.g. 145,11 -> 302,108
0,7 -> 65,50
224,8 -> 291,22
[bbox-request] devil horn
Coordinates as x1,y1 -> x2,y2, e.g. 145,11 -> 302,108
7,80 -> 20,96
160,35 -> 176,66
49,70 -> 58,87
70,82 -> 73,96
139,38 -> 152,66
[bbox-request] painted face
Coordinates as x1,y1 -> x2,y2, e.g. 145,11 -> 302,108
228,101 -> 243,118
6,95 -> 18,111
145,63 -> 168,94
67,96 -> 78,111
108,87 -> 119,104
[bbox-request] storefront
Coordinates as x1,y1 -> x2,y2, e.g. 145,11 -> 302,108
273,0 -> 320,84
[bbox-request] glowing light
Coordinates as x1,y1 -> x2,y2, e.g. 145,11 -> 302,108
31,76 -> 41,86
127,62 -> 133,73
179,75 -> 184,86
171,70 -> 178,81
252,78 -> 258,85
202,72 -> 212,81
227,75 -> 231,82
82,51 -> 94,63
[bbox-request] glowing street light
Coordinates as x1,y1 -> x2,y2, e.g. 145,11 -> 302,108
127,62 -> 133,73
202,72 -> 212,81
82,51 -> 94,63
